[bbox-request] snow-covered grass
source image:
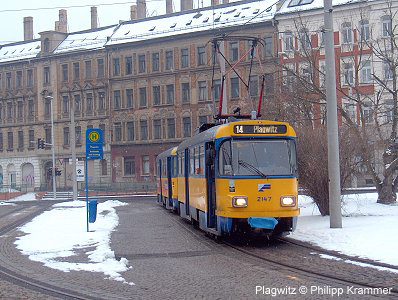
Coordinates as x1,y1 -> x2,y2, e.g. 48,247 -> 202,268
14,200 -> 134,285
8,192 -> 37,201
292,193 -> 398,267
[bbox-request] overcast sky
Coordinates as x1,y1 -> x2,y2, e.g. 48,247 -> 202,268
0,0 -> 235,45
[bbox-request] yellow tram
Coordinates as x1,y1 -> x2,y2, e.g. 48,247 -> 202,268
157,119 -> 299,237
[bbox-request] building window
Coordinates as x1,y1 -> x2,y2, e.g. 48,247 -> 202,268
113,58 -> 120,76
142,156 -> 150,175
140,120 -> 148,140
113,90 -> 121,109
166,84 -> 174,104
125,56 -> 133,75
127,121 -> 134,141
97,58 -> 104,78
153,86 -> 160,106
284,31 -> 294,51
343,62 -> 354,85
7,132 -> 13,150
126,89 -> 133,108
363,102 -> 373,124
62,64 -> 68,82
28,130 -> 34,148
64,96 -> 70,114
28,100 -> 34,118
153,119 -> 161,140
101,159 -> 108,176
231,77 -> 240,98
152,53 -> 159,72
124,157 -> 135,176
138,55 -> 146,73
199,115 -> 207,126
183,117 -> 191,137
74,95 -> 81,113
165,50 -> 174,70
359,20 -> 370,42
75,126 -> 82,145
198,81 -> 207,101
114,123 -> 122,141
16,71 -> 22,88
299,28 -> 311,49
181,48 -> 189,68
27,69 -> 33,87
17,101 -> 23,119
44,98 -> 51,117
182,83 -> 190,103
63,127 -> 70,146
382,16 -> 392,37
85,60 -> 92,79
44,66 -> 50,85
7,102 -> 12,120
213,79 -> 221,101
167,118 -> 175,138
0,132 -> 2,151
73,62 -> 80,81
384,62 -> 393,80
361,61 -> 372,83
249,76 -> 258,97
98,92 -> 105,110
230,42 -> 239,61
341,22 -> 353,44
139,87 -> 147,107
45,127 -> 51,144
264,37 -> 273,57
197,46 -> 206,66
18,131 -> 23,149
6,72 -> 12,90
86,93 -> 93,112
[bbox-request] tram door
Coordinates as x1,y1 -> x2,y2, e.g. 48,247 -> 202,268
184,148 -> 190,216
206,142 -> 216,228
158,160 -> 162,203
166,157 -> 173,208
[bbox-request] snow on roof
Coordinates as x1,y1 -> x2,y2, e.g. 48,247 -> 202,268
276,0 -> 365,15
107,0 -> 275,46
0,40 -> 41,63
54,25 -> 118,54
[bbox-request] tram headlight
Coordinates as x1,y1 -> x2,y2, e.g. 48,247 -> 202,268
280,196 -> 296,207
232,196 -> 248,208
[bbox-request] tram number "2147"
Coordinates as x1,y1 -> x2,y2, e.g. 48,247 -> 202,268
257,196 -> 271,202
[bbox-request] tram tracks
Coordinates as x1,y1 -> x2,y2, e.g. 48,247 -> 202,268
160,207 -> 398,298
0,203 -> 103,300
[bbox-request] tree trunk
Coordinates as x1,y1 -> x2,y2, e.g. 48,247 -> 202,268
377,174 -> 397,204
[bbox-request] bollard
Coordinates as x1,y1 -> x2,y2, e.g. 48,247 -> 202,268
88,200 -> 98,223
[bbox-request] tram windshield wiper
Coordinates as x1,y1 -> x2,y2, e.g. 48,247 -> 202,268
238,160 -> 267,178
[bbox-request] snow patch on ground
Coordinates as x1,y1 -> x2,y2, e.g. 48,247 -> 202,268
9,192 -> 37,202
292,193 -> 398,267
15,200 -> 134,285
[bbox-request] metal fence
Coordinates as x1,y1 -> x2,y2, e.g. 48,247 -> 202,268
38,182 -> 156,193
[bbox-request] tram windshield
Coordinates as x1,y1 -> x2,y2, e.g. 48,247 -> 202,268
218,139 -> 297,177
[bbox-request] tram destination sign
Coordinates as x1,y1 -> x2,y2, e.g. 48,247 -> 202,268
234,124 -> 287,135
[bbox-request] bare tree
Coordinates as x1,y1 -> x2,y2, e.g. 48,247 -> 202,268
274,0 -> 398,204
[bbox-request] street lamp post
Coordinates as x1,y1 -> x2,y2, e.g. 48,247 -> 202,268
45,95 -> 57,201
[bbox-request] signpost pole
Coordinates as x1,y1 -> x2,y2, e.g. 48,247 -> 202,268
85,128 -> 103,232
86,156 -> 89,232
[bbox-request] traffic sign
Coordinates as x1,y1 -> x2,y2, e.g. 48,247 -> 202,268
86,128 -> 103,160
76,161 -> 85,182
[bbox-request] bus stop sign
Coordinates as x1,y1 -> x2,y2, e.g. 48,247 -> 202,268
86,128 -> 103,160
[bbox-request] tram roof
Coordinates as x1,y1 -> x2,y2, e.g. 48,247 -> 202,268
157,147 -> 177,160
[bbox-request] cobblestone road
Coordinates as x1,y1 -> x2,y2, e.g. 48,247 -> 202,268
0,198 -> 396,299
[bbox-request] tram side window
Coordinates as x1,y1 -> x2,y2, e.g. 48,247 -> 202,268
195,146 -> 200,175
199,145 -> 205,175
181,154 -> 185,176
174,156 -> 178,176
190,148 -> 195,175
219,141 -> 233,175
